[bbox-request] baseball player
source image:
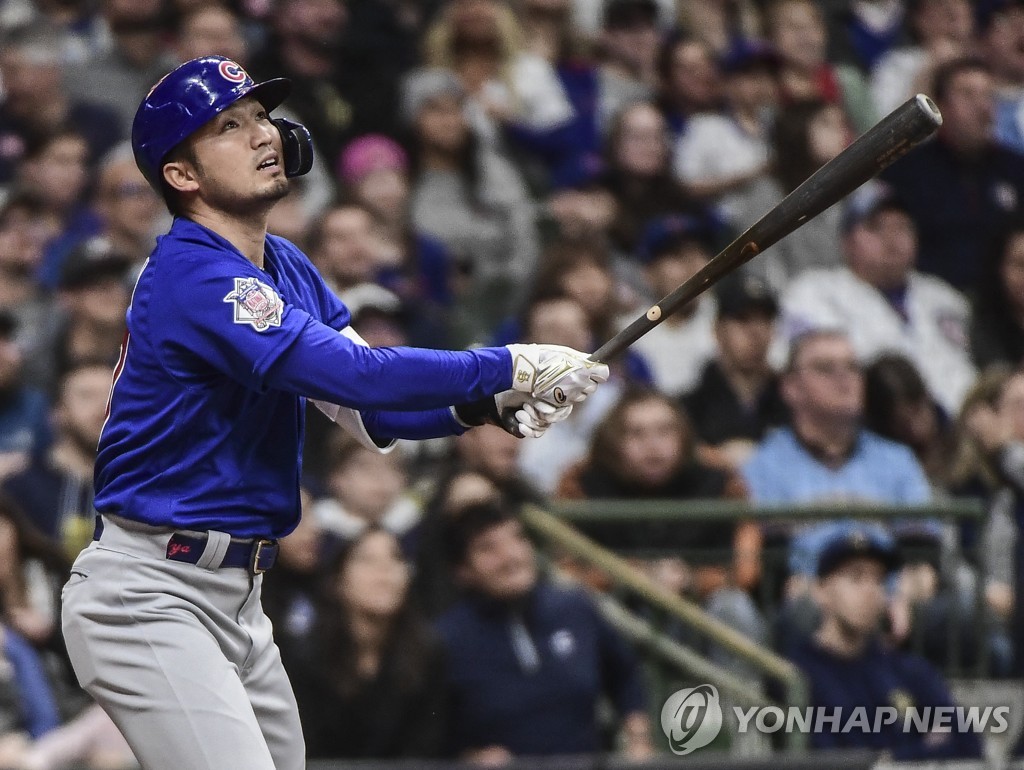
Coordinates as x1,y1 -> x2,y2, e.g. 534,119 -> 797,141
60,56 -> 609,770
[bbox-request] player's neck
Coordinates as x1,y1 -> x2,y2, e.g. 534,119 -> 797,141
188,207 -> 269,269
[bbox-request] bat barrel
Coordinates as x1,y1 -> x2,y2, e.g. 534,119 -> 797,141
590,94 -> 942,364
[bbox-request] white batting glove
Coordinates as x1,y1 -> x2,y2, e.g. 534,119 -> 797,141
505,344 -> 610,407
452,390 -> 573,438
501,393 -> 573,438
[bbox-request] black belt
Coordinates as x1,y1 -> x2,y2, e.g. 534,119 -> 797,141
93,517 -> 279,575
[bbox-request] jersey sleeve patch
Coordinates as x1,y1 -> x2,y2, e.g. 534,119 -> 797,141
223,277 -> 284,331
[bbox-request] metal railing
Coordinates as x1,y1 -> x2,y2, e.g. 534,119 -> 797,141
521,499 -> 991,753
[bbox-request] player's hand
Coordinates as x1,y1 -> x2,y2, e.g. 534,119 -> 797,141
505,343 -> 610,407
453,391 -> 572,438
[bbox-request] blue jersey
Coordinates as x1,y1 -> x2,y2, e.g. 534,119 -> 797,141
95,218 -> 512,538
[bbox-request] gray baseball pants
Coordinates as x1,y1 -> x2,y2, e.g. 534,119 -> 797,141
61,515 -> 305,770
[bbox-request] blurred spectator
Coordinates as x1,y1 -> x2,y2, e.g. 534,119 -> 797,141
63,0 -> 177,134
738,99 -> 850,291
971,218 -> 1024,369
436,501 -> 653,762
555,389 -> 765,673
505,0 -> 607,188
684,274 -> 789,473
0,195 -> 58,388
676,0 -> 764,56
952,367 -> 1024,675
0,312 -> 49,482
343,284 -> 410,348
0,495 -> 67,651
174,3 -> 247,65
0,22 -> 122,188
341,134 -> 455,346
289,528 -> 447,759
820,0 -> 909,74
984,0 -> 1024,154
597,0 -> 660,104
508,235 -> 643,376
864,354 -> 951,488
30,0 -> 107,65
309,202 -> 379,296
336,0 -> 441,140
14,702 -> 135,770
673,38 -> 777,226
767,0 -> 875,132
570,0 -> 676,41
602,101 -> 702,254
17,129 -> 103,292
42,239 -> 131,394
781,182 -> 976,416
248,0 -> 354,166
742,330 -> 933,577
0,623 -> 62,759
882,57 -> 1024,293
261,490 -> 325,678
404,68 -> 539,341
656,33 -> 721,143
312,437 -> 420,550
89,144 -> 165,263
871,0 -> 975,118
624,215 -> 717,397
787,523 -> 982,759
424,0 -> 574,152
2,361 -> 112,559
515,293 -> 626,495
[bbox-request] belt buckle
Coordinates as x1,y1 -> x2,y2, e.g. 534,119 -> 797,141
250,539 -> 277,574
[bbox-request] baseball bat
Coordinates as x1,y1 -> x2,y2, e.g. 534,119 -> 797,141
593,93 -> 942,362
502,94 -> 942,436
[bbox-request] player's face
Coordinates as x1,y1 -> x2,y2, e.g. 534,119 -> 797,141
185,97 -> 289,214
459,519 -> 537,601
618,399 -> 684,488
338,530 -> 410,619
817,557 -> 887,637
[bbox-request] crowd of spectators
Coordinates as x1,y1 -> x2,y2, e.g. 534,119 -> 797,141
1,0 -> 1024,765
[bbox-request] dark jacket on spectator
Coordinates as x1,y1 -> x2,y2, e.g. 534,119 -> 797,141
435,580 -> 646,757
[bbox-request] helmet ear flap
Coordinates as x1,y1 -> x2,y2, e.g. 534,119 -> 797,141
271,117 -> 314,178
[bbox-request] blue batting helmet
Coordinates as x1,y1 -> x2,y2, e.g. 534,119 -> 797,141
132,55 -> 311,188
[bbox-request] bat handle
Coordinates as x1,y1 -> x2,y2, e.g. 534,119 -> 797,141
499,408 -> 524,438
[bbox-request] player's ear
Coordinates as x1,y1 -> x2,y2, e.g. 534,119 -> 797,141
162,159 -> 200,195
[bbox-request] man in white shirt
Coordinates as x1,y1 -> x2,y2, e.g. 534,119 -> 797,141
780,181 -> 975,416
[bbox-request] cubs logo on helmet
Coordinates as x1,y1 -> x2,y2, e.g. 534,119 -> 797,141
218,60 -> 248,85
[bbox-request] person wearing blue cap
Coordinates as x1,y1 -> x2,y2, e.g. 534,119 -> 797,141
59,56 -> 610,770
786,523 -> 982,760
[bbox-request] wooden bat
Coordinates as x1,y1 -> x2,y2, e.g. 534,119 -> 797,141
592,93 -> 942,363
502,94 -> 943,436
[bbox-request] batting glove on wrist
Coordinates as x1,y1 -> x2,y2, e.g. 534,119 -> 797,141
453,391 -> 573,438
505,344 -> 610,407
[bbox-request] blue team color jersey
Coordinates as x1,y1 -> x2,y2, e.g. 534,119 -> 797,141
95,218 -> 512,537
